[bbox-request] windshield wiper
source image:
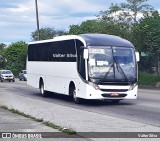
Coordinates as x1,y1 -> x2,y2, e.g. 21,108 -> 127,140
113,56 -> 128,82
95,64 -> 114,84
95,50 -> 128,84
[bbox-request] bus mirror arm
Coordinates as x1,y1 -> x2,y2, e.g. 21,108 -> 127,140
135,52 -> 140,62
83,48 -> 89,59
80,46 -> 88,59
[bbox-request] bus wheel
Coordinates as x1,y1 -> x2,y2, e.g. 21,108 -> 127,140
70,86 -> 81,104
111,100 -> 120,104
40,81 -> 47,97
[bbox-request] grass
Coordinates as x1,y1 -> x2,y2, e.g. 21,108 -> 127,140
1,105 -> 43,122
139,72 -> 160,86
43,121 -> 76,135
0,105 -> 76,135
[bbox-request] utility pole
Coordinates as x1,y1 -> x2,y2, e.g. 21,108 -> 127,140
35,0 -> 40,40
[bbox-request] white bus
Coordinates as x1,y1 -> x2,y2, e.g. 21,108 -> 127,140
27,34 -> 139,104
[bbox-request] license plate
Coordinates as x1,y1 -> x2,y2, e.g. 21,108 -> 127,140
110,93 -> 119,96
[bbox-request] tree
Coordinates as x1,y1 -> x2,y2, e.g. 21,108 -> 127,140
31,27 -> 67,41
0,43 -> 6,51
69,20 -> 103,34
69,19 -> 131,41
98,0 -> 154,26
3,41 -> 28,75
97,0 -> 154,42
132,11 -> 160,74
98,0 -> 154,41
0,55 -> 7,69
0,43 -> 7,68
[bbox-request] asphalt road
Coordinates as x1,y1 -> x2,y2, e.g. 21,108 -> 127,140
0,79 -> 160,129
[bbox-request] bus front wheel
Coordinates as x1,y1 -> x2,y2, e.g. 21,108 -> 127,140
70,86 -> 81,104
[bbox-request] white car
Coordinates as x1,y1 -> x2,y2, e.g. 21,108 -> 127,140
0,70 -> 15,82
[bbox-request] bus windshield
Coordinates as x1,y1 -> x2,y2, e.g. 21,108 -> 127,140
88,46 -> 136,83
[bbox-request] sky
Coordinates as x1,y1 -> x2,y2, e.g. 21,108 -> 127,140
0,0 -> 160,45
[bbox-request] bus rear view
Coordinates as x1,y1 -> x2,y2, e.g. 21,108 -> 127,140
27,34 -> 139,104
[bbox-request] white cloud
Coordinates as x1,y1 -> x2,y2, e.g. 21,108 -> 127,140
9,5 -> 30,13
0,0 -> 159,44
0,21 -> 10,27
0,0 -> 107,44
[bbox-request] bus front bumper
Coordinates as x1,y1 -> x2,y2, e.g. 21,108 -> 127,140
85,84 -> 138,100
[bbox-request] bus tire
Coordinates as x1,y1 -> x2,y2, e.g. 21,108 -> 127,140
70,85 -> 81,104
40,80 -> 48,97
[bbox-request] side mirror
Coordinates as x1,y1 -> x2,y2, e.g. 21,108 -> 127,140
83,48 -> 88,59
135,52 -> 140,62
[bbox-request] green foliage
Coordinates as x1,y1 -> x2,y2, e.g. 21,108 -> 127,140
98,0 -> 154,24
69,20 -> 103,34
138,11 -> 160,54
69,19 -> 131,40
3,41 -> 28,76
132,11 -> 160,74
31,27 -> 67,41
0,43 -> 7,68
97,0 -> 154,43
0,55 -> 7,69
139,72 -> 160,85
0,43 -> 6,51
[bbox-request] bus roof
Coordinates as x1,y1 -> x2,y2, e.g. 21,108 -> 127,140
80,34 -> 134,47
29,34 -> 134,48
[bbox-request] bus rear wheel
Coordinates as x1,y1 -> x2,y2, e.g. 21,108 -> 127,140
40,81 -> 48,97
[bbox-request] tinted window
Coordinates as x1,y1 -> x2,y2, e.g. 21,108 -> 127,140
28,40 -> 76,62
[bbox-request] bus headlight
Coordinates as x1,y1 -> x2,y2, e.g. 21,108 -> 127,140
129,83 -> 137,91
89,82 -> 100,90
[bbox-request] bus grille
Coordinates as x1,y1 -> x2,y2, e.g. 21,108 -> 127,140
100,89 -> 128,92
102,94 -> 127,97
